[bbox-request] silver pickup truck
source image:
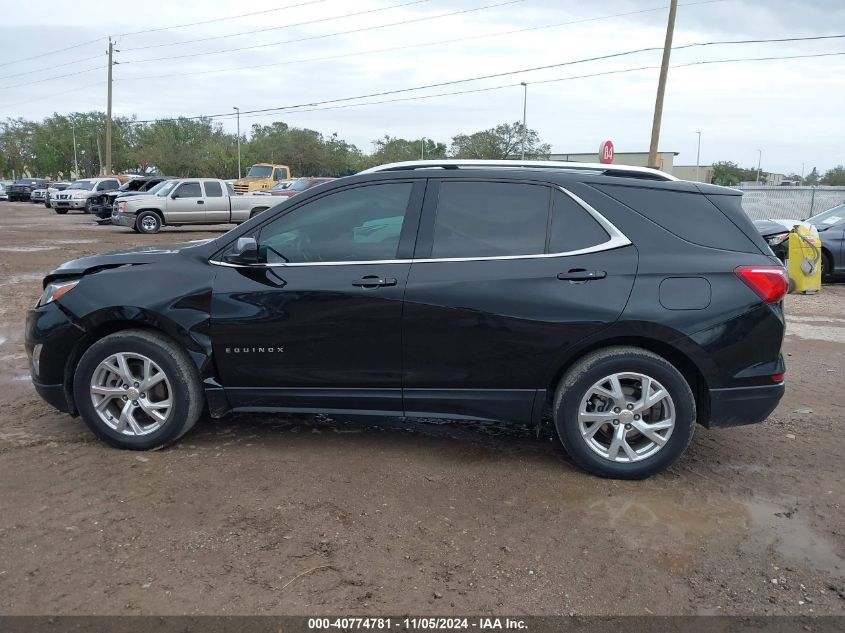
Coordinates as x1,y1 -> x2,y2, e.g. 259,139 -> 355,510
111,178 -> 274,233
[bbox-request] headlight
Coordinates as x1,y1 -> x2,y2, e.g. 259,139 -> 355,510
766,232 -> 789,246
39,279 -> 79,307
118,201 -> 127,211
73,192 -> 87,199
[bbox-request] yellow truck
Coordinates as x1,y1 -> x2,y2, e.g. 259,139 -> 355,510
232,163 -> 291,194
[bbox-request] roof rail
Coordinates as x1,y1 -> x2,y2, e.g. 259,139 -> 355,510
359,159 -> 678,181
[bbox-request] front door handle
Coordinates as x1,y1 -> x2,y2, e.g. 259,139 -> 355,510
197,200 -> 205,204
352,275 -> 397,288
557,270 -> 607,281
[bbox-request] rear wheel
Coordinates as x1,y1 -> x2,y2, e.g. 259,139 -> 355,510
136,211 -> 162,234
553,346 -> 695,479
73,330 -> 203,450
249,207 -> 269,219
822,252 -> 833,281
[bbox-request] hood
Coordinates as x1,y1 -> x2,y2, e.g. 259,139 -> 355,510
46,239 -> 213,282
120,193 -> 159,205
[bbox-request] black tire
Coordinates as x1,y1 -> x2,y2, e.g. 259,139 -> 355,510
55,208 -> 67,215
84,199 -> 94,214
822,252 -> 833,282
44,201 -> 51,208
136,210 -> 162,234
249,207 -> 268,219
73,329 -> 204,450
553,346 -> 695,479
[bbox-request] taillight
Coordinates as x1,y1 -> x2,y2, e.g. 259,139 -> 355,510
734,266 -> 788,303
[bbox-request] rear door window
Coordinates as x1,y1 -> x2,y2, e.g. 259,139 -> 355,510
204,181 -> 223,197
430,181 -> 550,258
548,189 -> 610,252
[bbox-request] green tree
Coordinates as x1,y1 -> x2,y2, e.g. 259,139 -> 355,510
449,121 -> 550,160
804,167 -> 820,185
368,135 -> 447,166
821,165 -> 845,186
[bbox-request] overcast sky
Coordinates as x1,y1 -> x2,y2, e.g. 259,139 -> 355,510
1,0 -> 843,174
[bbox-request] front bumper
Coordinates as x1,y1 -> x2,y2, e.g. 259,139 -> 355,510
52,199 -> 87,209
25,302 -> 86,415
706,382 -> 785,428
111,211 -> 137,228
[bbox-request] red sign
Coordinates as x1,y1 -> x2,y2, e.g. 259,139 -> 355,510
599,140 -> 614,164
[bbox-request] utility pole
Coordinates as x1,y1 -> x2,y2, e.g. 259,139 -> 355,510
105,37 -> 114,175
695,131 -> 701,182
420,136 -> 426,160
71,118 -> 79,179
756,149 -> 762,184
647,0 -> 678,169
233,106 -> 241,178
520,82 -> 528,160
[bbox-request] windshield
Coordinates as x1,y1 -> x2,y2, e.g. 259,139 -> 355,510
247,165 -> 273,178
68,180 -> 95,190
807,204 -> 845,226
156,181 -> 179,197
289,178 -> 315,192
271,181 -> 292,190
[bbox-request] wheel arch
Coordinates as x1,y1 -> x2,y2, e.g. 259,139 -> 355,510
62,309 -> 215,416
543,334 -> 711,428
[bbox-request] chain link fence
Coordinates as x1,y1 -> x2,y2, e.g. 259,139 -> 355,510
737,186 -> 845,221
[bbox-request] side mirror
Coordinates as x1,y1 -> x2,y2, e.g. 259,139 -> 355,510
224,237 -> 259,265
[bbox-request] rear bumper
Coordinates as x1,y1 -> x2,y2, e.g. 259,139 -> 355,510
706,382 -> 784,428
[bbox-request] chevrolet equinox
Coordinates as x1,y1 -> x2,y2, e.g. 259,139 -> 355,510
26,160 -> 787,478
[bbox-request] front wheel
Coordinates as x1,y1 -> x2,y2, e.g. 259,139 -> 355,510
553,346 -> 695,479
55,208 -> 67,215
72,330 -> 204,450
136,211 -> 162,234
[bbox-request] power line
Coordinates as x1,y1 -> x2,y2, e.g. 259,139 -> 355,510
115,0 -> 723,83
233,51 -> 845,120
121,0 -> 437,51
0,0 -> 333,69
116,0 -> 332,38
121,0 -> 529,64
0,54 -> 102,82
129,36 -> 845,123
2,65 -> 104,91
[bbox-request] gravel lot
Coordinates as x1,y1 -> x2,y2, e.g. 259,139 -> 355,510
0,201 -> 843,616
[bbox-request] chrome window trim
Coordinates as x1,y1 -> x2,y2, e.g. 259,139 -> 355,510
209,185 -> 631,269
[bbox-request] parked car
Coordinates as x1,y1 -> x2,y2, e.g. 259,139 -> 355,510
25,160 -> 788,479
753,203 -> 845,279
44,182 -> 72,208
50,177 -> 122,214
0,182 -> 9,201
253,179 -> 294,195
261,176 -> 335,199
111,178 -> 274,233
7,178 -> 49,202
89,176 -> 176,223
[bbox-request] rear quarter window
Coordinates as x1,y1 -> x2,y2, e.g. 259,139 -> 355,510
549,189 -> 609,252
592,184 -> 759,253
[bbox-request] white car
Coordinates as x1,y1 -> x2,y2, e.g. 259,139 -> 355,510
50,177 -> 121,214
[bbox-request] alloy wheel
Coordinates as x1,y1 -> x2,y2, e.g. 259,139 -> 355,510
89,352 -> 172,435
577,372 -> 676,463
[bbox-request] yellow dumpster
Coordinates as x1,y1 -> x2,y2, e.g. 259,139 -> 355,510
786,224 -> 822,294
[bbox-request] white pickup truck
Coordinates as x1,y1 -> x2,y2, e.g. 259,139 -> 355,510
111,178 -> 274,233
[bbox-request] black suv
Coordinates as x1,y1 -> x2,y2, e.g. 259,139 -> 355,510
8,178 -> 49,202
25,161 -> 787,478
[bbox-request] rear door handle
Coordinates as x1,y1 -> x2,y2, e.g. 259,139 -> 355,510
197,200 -> 204,204
557,270 -> 607,281
352,275 -> 397,288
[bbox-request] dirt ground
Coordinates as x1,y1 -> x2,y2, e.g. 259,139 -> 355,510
0,201 -> 843,616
